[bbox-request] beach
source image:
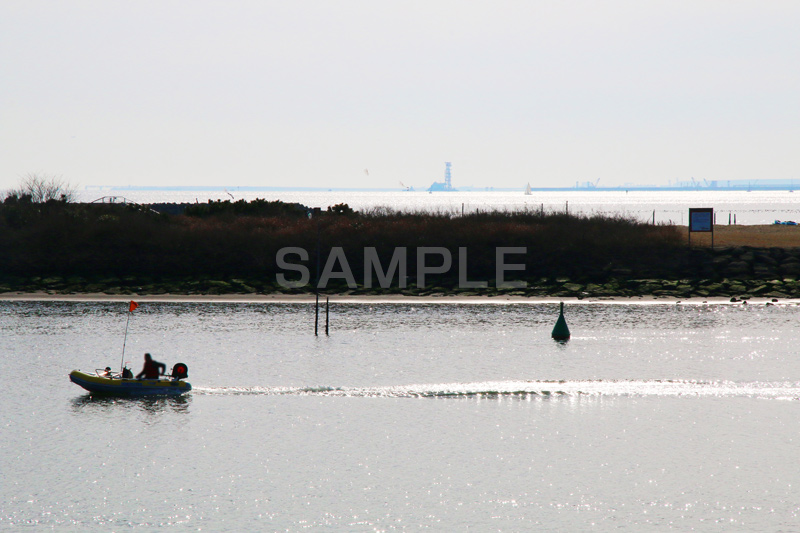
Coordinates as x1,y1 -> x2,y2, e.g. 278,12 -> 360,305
0,292 -> 793,306
680,224 -> 800,248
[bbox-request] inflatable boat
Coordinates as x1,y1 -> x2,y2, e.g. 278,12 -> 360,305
69,363 -> 191,396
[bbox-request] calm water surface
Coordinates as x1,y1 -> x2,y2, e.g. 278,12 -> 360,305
2,300 -> 800,531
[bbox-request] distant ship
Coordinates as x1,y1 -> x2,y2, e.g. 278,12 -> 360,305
524,183 -> 532,195
428,181 -> 456,192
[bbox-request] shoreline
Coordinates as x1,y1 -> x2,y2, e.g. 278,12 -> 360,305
0,292 -> 794,305
4,226 -> 800,304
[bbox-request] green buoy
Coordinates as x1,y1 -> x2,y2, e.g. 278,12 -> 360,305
551,301 -> 571,341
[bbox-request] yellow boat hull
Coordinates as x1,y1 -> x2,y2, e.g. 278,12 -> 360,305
69,370 -> 191,396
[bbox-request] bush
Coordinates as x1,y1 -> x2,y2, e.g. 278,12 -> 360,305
183,198 -> 309,218
0,198 -> 684,288
4,173 -> 76,203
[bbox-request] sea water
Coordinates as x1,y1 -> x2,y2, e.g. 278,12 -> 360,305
2,299 -> 800,531
75,189 -> 800,226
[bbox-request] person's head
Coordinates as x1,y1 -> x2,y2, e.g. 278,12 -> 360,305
105,367 -> 111,372
144,353 -> 152,361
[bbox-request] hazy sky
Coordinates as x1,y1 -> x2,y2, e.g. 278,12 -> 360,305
2,1 -> 798,191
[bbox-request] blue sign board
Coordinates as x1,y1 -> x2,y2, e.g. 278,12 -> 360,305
689,208 -> 713,232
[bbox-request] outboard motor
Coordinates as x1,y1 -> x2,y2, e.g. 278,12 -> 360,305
171,363 -> 189,380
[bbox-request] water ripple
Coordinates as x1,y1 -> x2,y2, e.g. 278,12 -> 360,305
192,379 -> 800,400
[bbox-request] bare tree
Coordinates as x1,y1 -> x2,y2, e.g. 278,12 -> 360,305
5,173 -> 76,203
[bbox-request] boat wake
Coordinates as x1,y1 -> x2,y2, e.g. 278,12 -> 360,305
193,379 -> 800,400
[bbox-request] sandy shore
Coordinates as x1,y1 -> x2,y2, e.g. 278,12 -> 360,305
0,292 -> 627,304
0,292 -> 795,305
679,224 -> 800,248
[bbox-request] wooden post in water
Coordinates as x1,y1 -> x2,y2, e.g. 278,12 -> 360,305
313,208 -> 321,336
314,293 -> 319,336
325,297 -> 329,336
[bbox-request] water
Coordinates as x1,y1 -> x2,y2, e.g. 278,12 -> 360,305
76,189 -> 800,225
3,299 -> 800,531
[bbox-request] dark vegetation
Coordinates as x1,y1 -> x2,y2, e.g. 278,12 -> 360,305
5,178 -> 799,298
0,185 -> 709,295
5,173 -> 77,204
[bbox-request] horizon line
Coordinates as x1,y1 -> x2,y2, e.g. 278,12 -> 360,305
81,185 -> 800,193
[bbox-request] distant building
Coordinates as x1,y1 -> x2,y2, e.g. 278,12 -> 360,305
428,162 -> 457,192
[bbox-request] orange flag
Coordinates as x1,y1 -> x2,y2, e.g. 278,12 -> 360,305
129,301 -> 139,312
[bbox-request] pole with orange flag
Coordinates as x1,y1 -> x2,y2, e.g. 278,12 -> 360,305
120,301 -> 138,373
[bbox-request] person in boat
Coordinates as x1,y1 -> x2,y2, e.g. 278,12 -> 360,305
136,353 -> 166,379
121,366 -> 133,379
102,367 -> 112,377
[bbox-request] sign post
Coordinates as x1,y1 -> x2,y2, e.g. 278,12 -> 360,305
688,208 -> 714,248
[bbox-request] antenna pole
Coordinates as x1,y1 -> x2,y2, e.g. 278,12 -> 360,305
120,311 -> 132,373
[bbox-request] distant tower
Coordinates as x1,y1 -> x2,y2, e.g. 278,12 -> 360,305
427,161 -> 457,192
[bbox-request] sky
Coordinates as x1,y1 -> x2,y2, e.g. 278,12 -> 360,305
1,1 -> 798,191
